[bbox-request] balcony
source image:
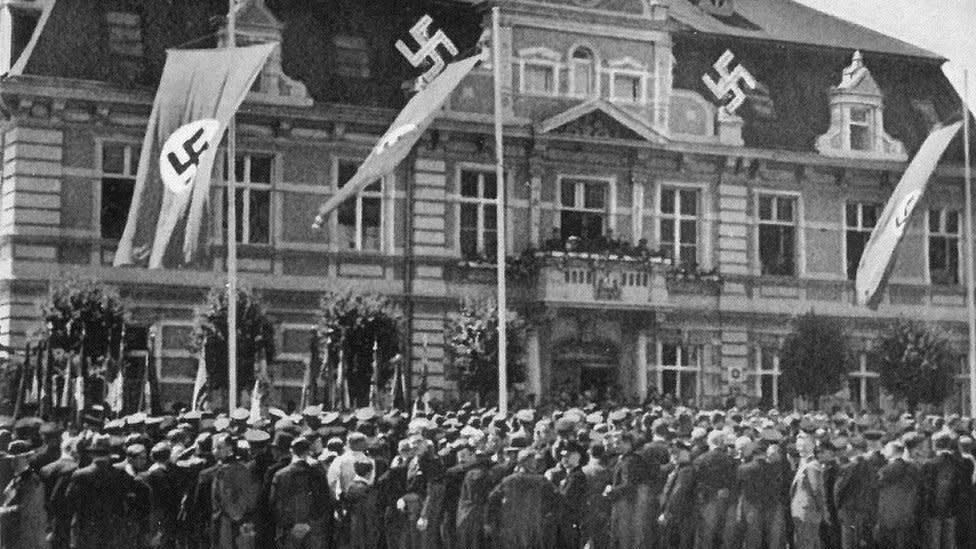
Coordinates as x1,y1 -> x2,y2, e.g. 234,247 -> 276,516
533,250 -> 671,307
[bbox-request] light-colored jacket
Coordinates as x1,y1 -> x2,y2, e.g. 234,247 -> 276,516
790,458 -> 827,522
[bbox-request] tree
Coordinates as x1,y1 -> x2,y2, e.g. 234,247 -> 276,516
39,279 -> 128,408
875,319 -> 955,411
779,311 -> 851,403
446,297 -> 527,404
189,286 -> 276,400
316,290 -> 402,407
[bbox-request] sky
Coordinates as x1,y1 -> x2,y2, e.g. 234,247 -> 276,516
795,0 -> 976,113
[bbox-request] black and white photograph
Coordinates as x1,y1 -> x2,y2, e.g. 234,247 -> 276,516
0,0 -> 974,547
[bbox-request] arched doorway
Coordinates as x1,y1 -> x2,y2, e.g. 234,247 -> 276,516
551,338 -> 619,401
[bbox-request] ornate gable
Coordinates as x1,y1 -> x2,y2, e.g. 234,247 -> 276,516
220,0 -> 312,107
537,99 -> 668,143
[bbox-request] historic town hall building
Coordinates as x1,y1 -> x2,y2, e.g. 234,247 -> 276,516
0,0 -> 969,411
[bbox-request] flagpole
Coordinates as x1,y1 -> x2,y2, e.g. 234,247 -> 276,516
963,70 -> 975,418
226,0 -> 239,411
492,6 -> 508,415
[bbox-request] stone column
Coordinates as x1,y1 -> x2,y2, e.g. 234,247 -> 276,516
636,331 -> 648,402
526,329 -> 542,400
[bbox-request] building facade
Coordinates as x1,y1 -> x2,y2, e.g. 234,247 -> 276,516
0,0 -> 971,412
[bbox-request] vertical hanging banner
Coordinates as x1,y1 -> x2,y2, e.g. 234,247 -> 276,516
312,53 -> 481,228
856,121 -> 962,308
114,43 -> 276,268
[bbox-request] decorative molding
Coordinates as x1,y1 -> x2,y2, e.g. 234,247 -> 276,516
536,98 -> 668,144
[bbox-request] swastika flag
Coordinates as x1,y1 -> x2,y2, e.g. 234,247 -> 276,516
855,121 -> 962,308
114,43 -> 276,268
312,53 -> 482,228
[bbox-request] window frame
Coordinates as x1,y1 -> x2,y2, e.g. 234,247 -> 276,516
332,34 -> 371,78
568,45 -> 599,99
926,207 -> 962,286
96,139 -> 141,243
518,47 -> 561,97
755,191 -> 802,277
658,185 -> 702,269
455,167 -> 499,260
654,341 -> 702,406
753,345 -> 782,409
848,350 -> 881,411
607,57 -> 648,105
846,105 -> 874,152
843,201 -> 881,280
556,174 -> 617,241
331,157 -> 389,254
215,152 -> 275,246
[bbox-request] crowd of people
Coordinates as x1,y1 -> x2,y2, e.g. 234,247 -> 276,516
0,401 -> 974,549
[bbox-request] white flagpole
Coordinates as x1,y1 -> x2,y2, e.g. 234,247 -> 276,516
492,7 -> 508,415
963,70 -> 975,418
226,0 -> 239,411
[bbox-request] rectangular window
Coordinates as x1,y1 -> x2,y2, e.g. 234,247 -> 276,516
100,142 -> 141,240
928,208 -> 960,285
845,202 -> 880,280
333,35 -> 370,78
221,154 -> 272,245
560,178 -> 607,242
458,170 -> 498,260
573,61 -> 592,96
849,107 -> 872,151
848,351 -> 880,411
754,347 -> 781,409
660,187 -> 700,269
613,73 -> 641,103
524,63 -> 555,94
656,342 -> 701,405
336,160 -> 383,251
758,194 -> 797,276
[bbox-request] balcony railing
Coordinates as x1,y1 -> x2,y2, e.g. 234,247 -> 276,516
533,250 -> 671,305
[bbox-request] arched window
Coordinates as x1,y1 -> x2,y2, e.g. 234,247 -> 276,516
571,47 -> 595,97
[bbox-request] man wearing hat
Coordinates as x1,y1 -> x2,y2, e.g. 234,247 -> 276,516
269,436 -> 333,549
63,434 -> 148,548
581,442 -> 612,549
659,440 -> 696,549
876,440 -> 921,549
210,433 -> 261,549
141,442 -> 183,549
834,436 -> 881,549
485,448 -> 560,549
919,432 -> 963,549
552,442 -> 587,549
692,430 -> 737,549
0,439 -> 47,548
39,436 -> 81,549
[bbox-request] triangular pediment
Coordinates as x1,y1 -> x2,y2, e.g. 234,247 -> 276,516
536,99 -> 668,144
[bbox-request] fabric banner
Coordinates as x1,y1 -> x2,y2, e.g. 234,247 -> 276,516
855,121 -> 962,308
114,43 -> 277,268
312,54 -> 482,228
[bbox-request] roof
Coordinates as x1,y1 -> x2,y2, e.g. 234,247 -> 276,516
669,0 -> 941,61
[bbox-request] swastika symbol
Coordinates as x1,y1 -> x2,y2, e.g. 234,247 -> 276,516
701,50 -> 757,115
167,128 -> 209,176
395,15 -> 458,86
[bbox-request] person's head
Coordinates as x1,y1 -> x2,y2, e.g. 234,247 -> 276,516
883,440 -> 906,461
60,436 -> 78,459
455,444 -> 475,466
151,442 -> 172,464
515,448 -> 537,473
7,440 -> 33,474
766,443 -> 783,464
933,434 -> 954,453
347,432 -> 368,453
213,434 -> 235,461
353,459 -> 374,478
959,436 -> 975,456
326,437 -> 345,455
616,432 -> 635,454
291,437 -> 311,459
126,444 -> 149,472
588,442 -> 606,463
560,445 -> 583,469
706,430 -> 727,451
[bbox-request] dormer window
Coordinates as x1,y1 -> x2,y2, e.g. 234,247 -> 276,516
518,47 -> 560,97
608,57 -> 647,104
570,46 -> 595,97
0,0 -> 49,74
334,34 -> 370,78
816,51 -> 906,161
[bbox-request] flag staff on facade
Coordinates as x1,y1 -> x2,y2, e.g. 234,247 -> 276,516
491,6 -> 508,415
963,70 -> 975,418
226,0 -> 240,411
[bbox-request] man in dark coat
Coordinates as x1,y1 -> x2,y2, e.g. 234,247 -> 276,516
257,431 -> 295,549
441,443 -> 479,549
876,441 -> 921,549
64,434 -> 149,549
0,440 -> 48,548
270,436 -> 333,549
834,437 -> 881,549
640,419 -> 672,548
379,438 -> 414,549
693,430 -> 738,549
455,447 -> 494,549
738,439 -> 787,549
485,449 -> 560,549
39,436 -> 79,549
605,431 -> 649,549
140,442 -> 184,549
552,443 -> 587,549
956,436 -> 976,549
185,433 -> 232,549
659,440 -> 696,549
581,442 -> 612,549
920,433 -> 962,549
29,422 -> 62,472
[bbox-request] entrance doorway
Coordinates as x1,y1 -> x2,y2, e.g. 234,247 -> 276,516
552,338 -> 619,403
